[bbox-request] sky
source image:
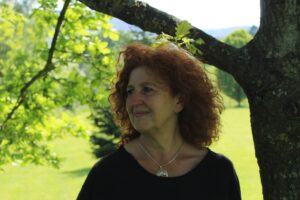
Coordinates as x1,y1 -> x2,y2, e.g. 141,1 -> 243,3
141,0 -> 260,29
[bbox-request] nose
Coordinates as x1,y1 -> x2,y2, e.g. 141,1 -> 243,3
127,91 -> 144,106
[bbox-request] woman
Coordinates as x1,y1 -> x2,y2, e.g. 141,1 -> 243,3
77,42 -> 241,200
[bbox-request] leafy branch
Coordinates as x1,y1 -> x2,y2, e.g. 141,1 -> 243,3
0,0 -> 71,131
156,20 -> 204,55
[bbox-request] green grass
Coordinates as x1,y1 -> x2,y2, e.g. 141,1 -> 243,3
211,108 -> 263,200
0,137 -> 96,200
0,108 -> 262,200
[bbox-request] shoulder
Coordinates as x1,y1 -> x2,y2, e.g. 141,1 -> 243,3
205,149 -> 237,174
88,146 -> 127,177
208,149 -> 234,164
77,146 -> 127,199
93,146 -> 126,169
207,150 -> 241,198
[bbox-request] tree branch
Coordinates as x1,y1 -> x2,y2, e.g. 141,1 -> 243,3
0,0 -> 71,131
79,0 -> 244,73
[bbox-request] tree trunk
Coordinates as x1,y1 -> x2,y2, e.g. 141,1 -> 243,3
242,0 -> 300,198
79,0 -> 300,199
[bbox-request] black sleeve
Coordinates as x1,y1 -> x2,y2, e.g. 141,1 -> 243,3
76,163 -> 98,200
213,152 -> 242,200
76,160 -> 112,200
227,161 -> 242,200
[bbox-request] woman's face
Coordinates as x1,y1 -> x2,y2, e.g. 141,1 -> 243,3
126,66 -> 183,134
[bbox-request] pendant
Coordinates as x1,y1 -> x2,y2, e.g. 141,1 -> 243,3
156,166 -> 168,177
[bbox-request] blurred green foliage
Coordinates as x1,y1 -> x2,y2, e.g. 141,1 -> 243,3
0,1 -> 119,168
216,29 -> 252,107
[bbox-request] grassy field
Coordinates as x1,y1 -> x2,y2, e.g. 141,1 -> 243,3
211,108 -> 262,200
0,108 -> 263,200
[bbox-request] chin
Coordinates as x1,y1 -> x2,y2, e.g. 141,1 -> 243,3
133,124 -> 152,133
134,126 -> 150,132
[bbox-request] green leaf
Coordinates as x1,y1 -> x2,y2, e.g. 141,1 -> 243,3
175,20 -> 192,40
108,31 -> 119,41
72,43 -> 85,54
87,43 -> 97,56
38,0 -> 57,9
195,38 -> 205,45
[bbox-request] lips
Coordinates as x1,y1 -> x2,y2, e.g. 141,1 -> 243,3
133,111 -> 150,117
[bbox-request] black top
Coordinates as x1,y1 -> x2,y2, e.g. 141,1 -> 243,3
77,146 -> 241,200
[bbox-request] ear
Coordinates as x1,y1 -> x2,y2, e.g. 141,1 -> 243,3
174,95 -> 184,113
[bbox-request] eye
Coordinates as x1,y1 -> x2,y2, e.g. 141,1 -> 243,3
142,86 -> 154,94
126,88 -> 133,96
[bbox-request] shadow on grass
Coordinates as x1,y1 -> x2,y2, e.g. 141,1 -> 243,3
63,168 -> 91,177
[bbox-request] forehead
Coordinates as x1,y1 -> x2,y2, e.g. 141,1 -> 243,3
128,66 -> 164,85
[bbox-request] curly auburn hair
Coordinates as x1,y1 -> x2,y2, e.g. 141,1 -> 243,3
109,42 -> 223,148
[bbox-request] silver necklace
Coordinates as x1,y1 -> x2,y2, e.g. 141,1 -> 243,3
137,139 -> 184,177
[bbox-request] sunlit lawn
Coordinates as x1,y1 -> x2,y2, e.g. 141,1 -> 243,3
0,108 -> 262,200
211,108 -> 263,200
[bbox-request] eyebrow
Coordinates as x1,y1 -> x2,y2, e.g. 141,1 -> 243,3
127,82 -> 161,88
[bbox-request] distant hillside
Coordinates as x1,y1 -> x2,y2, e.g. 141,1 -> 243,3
204,26 -> 252,39
110,18 -> 255,39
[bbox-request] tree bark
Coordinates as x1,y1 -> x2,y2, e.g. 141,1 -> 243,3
79,0 -> 300,199
245,0 -> 300,199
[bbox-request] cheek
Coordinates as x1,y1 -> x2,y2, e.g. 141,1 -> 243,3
125,98 -> 130,112
125,95 -> 136,108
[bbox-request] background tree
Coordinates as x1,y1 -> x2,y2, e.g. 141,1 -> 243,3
90,104 -> 121,158
0,1 -> 119,167
77,0 -> 300,199
216,29 -> 252,107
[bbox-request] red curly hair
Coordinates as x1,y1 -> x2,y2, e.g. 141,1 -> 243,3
109,42 -> 223,148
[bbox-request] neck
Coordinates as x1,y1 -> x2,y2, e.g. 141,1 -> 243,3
140,120 -> 182,149
138,131 -> 183,163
